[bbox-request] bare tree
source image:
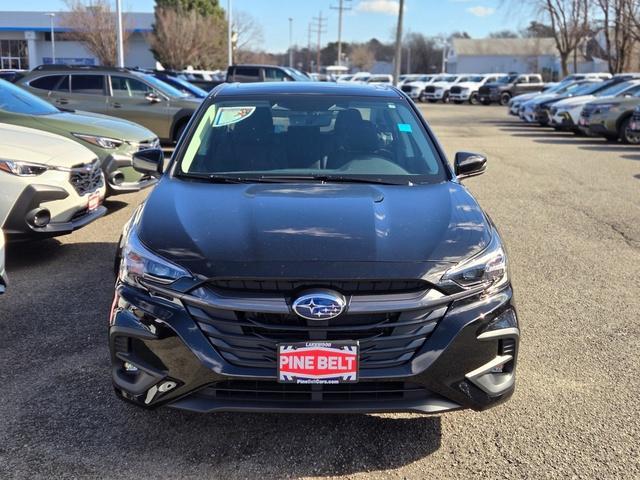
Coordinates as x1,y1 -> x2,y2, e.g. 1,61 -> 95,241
542,0 -> 591,75
350,45 -> 375,71
149,7 -> 227,70
63,0 -> 131,66
232,10 -> 264,63
595,0 -> 639,73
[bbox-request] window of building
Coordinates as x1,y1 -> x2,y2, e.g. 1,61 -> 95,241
0,40 -> 28,70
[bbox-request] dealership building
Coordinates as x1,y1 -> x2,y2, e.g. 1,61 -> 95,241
0,11 -> 155,70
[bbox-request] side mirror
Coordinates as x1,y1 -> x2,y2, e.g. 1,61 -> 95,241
145,92 -> 161,103
454,152 -> 487,180
132,149 -> 164,177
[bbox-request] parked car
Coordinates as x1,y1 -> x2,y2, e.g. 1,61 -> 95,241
421,74 -> 462,103
558,72 -> 612,84
0,230 -> 5,294
309,73 -> 335,82
449,73 -> 507,104
400,75 -> 436,101
626,104 -> 640,142
0,69 -> 25,83
0,79 -> 159,195
17,65 -> 201,143
366,74 -> 393,85
177,69 -> 225,91
398,74 -> 423,87
479,73 -> 545,105
519,80 -> 603,125
226,64 -> 310,83
336,74 -> 354,83
349,72 -> 372,83
110,81 -> 519,414
148,71 -> 209,99
579,88 -> 640,143
550,80 -> 640,133
0,123 -> 106,241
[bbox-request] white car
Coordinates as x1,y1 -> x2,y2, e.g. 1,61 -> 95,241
0,230 -> 6,294
400,75 -> 436,101
550,79 -> 640,132
0,123 -> 107,241
366,74 -> 393,85
422,74 -> 465,103
449,74 -> 507,104
349,72 -> 372,83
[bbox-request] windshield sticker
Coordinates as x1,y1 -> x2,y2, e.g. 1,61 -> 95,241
213,106 -> 256,127
397,123 -> 412,133
388,103 -> 396,109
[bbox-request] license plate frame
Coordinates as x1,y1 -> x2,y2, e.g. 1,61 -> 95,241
87,192 -> 101,211
277,341 -> 359,384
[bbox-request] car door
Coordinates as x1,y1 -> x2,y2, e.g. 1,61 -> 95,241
107,75 -> 171,139
64,74 -> 108,114
527,75 -> 545,93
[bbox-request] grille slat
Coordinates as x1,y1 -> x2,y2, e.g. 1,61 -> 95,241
69,161 -> 103,196
185,283 -> 447,371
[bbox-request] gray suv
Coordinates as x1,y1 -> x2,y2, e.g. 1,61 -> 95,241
17,65 -> 201,143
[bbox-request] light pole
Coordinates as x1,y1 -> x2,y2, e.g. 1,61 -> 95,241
440,38 -> 448,73
288,18 -> 293,67
45,13 -> 55,64
115,0 -> 124,67
227,0 -> 233,67
392,0 -> 405,86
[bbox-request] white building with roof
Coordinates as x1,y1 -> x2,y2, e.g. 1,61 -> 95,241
446,38 -> 608,79
0,10 -> 155,70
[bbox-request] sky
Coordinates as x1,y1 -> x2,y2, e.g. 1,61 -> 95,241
6,0 -> 531,53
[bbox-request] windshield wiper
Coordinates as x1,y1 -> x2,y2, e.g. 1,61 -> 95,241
177,173 -> 256,183
254,175 -> 408,185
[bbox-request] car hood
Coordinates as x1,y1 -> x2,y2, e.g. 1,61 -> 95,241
552,95 -> 596,108
405,81 -> 431,88
138,179 -> 492,280
525,94 -> 559,106
455,82 -> 481,89
0,123 -> 96,167
512,92 -> 541,104
32,110 -> 156,141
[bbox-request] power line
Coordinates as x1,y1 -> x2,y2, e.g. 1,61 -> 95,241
330,0 -> 351,67
310,11 -> 327,73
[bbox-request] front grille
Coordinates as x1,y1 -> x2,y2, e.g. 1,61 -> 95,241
69,161 -> 103,196
550,106 -> 558,116
186,286 -> 447,371
450,86 -> 462,94
424,85 -> 436,94
207,279 -> 429,295
197,380 -> 429,403
401,85 -> 413,93
478,86 -> 491,96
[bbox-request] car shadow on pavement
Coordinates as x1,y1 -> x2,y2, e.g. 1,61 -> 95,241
1,240 -> 443,479
102,199 -> 130,216
620,154 -> 640,161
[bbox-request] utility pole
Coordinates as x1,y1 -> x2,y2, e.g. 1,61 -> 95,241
311,11 -> 327,73
288,18 -> 293,67
330,0 -> 351,66
45,13 -> 55,64
115,0 -> 124,67
307,22 -> 312,72
227,0 -> 233,67
406,45 -> 411,74
392,0 -> 405,86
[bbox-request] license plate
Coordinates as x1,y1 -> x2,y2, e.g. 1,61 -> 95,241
87,192 -> 101,211
278,341 -> 358,384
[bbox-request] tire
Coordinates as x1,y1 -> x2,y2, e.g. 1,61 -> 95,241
442,92 -> 450,104
469,93 -> 479,105
481,99 -> 491,106
619,117 -> 640,144
499,92 -> 511,106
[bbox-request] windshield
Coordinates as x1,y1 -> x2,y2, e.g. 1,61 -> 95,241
571,82 -> 604,96
283,67 -> 311,81
0,79 -> 59,115
419,75 -> 433,81
597,81 -> 637,97
177,95 -> 446,185
134,73 -> 190,97
161,75 -> 207,97
497,75 -> 518,84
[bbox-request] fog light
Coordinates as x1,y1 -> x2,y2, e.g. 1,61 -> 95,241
28,208 -> 51,228
109,171 -> 125,185
158,381 -> 177,393
123,361 -> 138,372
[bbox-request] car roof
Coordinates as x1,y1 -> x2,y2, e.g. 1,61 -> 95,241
215,81 -> 403,98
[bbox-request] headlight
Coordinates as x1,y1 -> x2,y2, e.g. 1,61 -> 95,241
0,159 -> 50,176
440,232 -> 508,292
72,133 -> 124,149
593,103 -> 618,114
119,222 -> 191,287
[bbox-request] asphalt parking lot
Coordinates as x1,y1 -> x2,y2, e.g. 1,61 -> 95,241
1,103 -> 639,479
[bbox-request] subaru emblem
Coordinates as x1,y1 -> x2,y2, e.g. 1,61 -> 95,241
292,290 -> 346,321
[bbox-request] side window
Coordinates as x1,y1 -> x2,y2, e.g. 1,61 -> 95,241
517,76 -> 528,84
111,76 -> 153,98
71,75 -> 105,95
56,75 -> 70,92
233,67 -> 261,82
29,74 -> 64,91
264,68 -> 289,82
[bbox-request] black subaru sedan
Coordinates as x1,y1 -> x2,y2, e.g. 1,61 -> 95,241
110,82 -> 519,414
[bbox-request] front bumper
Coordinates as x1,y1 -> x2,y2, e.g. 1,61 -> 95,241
550,111 -> 575,129
109,281 -> 519,414
102,153 -> 158,194
479,91 -> 500,103
3,183 -> 106,241
424,90 -> 445,100
450,92 -> 471,102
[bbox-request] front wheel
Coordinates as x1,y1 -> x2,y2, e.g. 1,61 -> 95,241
469,93 -> 479,105
620,117 -> 640,144
442,92 -> 450,104
499,92 -> 511,106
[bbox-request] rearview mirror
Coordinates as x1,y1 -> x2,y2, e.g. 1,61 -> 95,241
454,152 -> 487,180
145,92 -> 161,103
132,148 -> 164,177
